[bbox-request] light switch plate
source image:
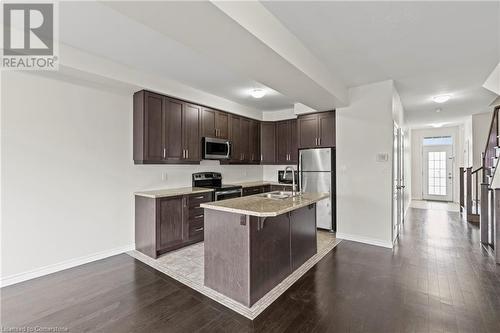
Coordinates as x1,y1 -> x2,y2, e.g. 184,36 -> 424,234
376,153 -> 389,162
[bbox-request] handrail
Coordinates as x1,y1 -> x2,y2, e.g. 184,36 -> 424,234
471,166 -> 483,175
484,106 -> 499,155
483,106 -> 499,183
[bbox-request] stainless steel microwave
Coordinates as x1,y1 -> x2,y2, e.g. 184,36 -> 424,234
202,137 -> 231,160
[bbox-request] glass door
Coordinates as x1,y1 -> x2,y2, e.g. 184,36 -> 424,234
422,139 -> 453,202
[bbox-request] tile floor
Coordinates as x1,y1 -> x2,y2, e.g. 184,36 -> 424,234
409,199 -> 460,212
129,230 -> 340,319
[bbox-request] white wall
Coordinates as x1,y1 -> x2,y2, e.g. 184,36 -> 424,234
472,111 -> 493,170
336,80 -> 395,248
0,72 -> 264,285
262,108 -> 296,121
463,116 -> 473,168
403,129 -> 412,214
410,126 -> 462,202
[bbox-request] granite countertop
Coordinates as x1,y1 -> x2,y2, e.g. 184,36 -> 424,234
134,187 -> 213,199
200,192 -> 328,217
228,181 -> 293,188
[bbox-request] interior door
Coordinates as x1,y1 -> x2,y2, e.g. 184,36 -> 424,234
392,126 -> 403,242
423,144 -> 453,202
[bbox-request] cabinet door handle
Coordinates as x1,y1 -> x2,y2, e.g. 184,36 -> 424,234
194,195 -> 204,199
163,148 -> 166,159
194,214 -> 204,219
261,154 -> 263,161
186,149 -> 189,159
195,227 -> 204,232
182,149 -> 185,159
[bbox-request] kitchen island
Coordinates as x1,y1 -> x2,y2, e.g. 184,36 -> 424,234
200,192 -> 329,307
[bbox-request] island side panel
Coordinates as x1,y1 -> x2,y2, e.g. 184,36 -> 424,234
290,204 -> 318,271
204,209 -> 251,306
249,214 -> 292,306
135,196 -> 157,259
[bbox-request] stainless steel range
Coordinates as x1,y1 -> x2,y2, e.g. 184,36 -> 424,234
192,172 -> 242,201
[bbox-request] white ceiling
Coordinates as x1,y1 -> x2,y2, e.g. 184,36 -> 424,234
262,1 -> 500,126
58,2 -> 294,111
58,1 -> 499,126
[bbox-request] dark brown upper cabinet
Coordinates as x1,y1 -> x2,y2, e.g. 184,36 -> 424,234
249,120 -> 260,163
260,122 -> 276,164
298,111 -> 335,149
229,115 -> 241,163
240,118 -> 251,163
134,90 -> 200,164
201,108 -> 229,139
276,119 -> 298,165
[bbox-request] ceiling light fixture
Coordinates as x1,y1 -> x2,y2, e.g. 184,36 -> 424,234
435,108 -> 442,113
431,123 -> 443,128
250,88 -> 266,99
432,94 -> 451,104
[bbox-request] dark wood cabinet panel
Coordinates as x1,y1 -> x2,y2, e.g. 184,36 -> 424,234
183,103 -> 201,161
201,108 -> 216,138
260,122 -> 276,164
164,98 -> 184,161
298,114 -> 318,149
229,115 -> 241,163
201,108 -> 228,139
144,92 -> 165,162
249,120 -> 260,163
290,204 -> 317,270
276,121 -> 289,164
276,119 -> 297,165
240,118 -> 251,162
157,196 -> 187,252
289,119 -> 298,163
298,111 -> 336,149
318,111 -> 335,147
249,214 -> 291,304
215,112 -> 229,139
242,185 -> 267,196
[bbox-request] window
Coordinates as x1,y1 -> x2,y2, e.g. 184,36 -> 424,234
423,136 -> 453,146
428,151 -> 447,195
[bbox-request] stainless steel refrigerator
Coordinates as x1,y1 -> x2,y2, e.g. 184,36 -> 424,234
299,148 -> 336,231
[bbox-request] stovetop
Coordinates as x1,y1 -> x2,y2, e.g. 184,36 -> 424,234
192,172 -> 242,192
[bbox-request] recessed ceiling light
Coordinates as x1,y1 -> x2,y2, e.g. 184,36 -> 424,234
250,88 -> 266,99
432,94 -> 451,103
436,108 -> 442,113
431,123 -> 443,128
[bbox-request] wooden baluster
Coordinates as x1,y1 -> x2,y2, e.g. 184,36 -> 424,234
459,167 -> 464,212
466,167 -> 473,218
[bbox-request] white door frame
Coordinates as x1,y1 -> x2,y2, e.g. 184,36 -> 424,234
422,144 -> 454,202
392,125 -> 404,243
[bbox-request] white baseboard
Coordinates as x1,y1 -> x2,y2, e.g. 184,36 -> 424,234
336,233 -> 393,249
0,244 -> 135,288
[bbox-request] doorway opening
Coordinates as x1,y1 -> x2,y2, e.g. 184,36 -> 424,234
422,136 -> 453,202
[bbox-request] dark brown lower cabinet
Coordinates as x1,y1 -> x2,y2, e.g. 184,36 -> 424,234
204,203 -> 317,307
270,185 -> 292,192
290,204 -> 317,270
135,192 -> 213,258
250,214 -> 291,304
242,185 -> 271,196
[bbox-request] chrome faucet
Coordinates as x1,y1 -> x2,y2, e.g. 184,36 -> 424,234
284,166 -> 298,196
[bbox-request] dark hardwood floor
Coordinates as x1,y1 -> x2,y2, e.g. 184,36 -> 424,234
2,207 -> 499,332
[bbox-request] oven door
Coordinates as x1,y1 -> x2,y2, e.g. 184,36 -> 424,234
214,189 -> 242,201
203,137 -> 231,160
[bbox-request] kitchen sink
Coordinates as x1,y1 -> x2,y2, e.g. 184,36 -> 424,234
257,191 -> 301,200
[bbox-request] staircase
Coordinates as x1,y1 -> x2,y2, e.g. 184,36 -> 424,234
460,106 -> 499,263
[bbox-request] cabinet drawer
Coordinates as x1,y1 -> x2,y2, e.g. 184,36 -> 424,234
189,219 -> 204,239
188,192 -> 212,206
189,206 -> 205,220
243,186 -> 264,196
